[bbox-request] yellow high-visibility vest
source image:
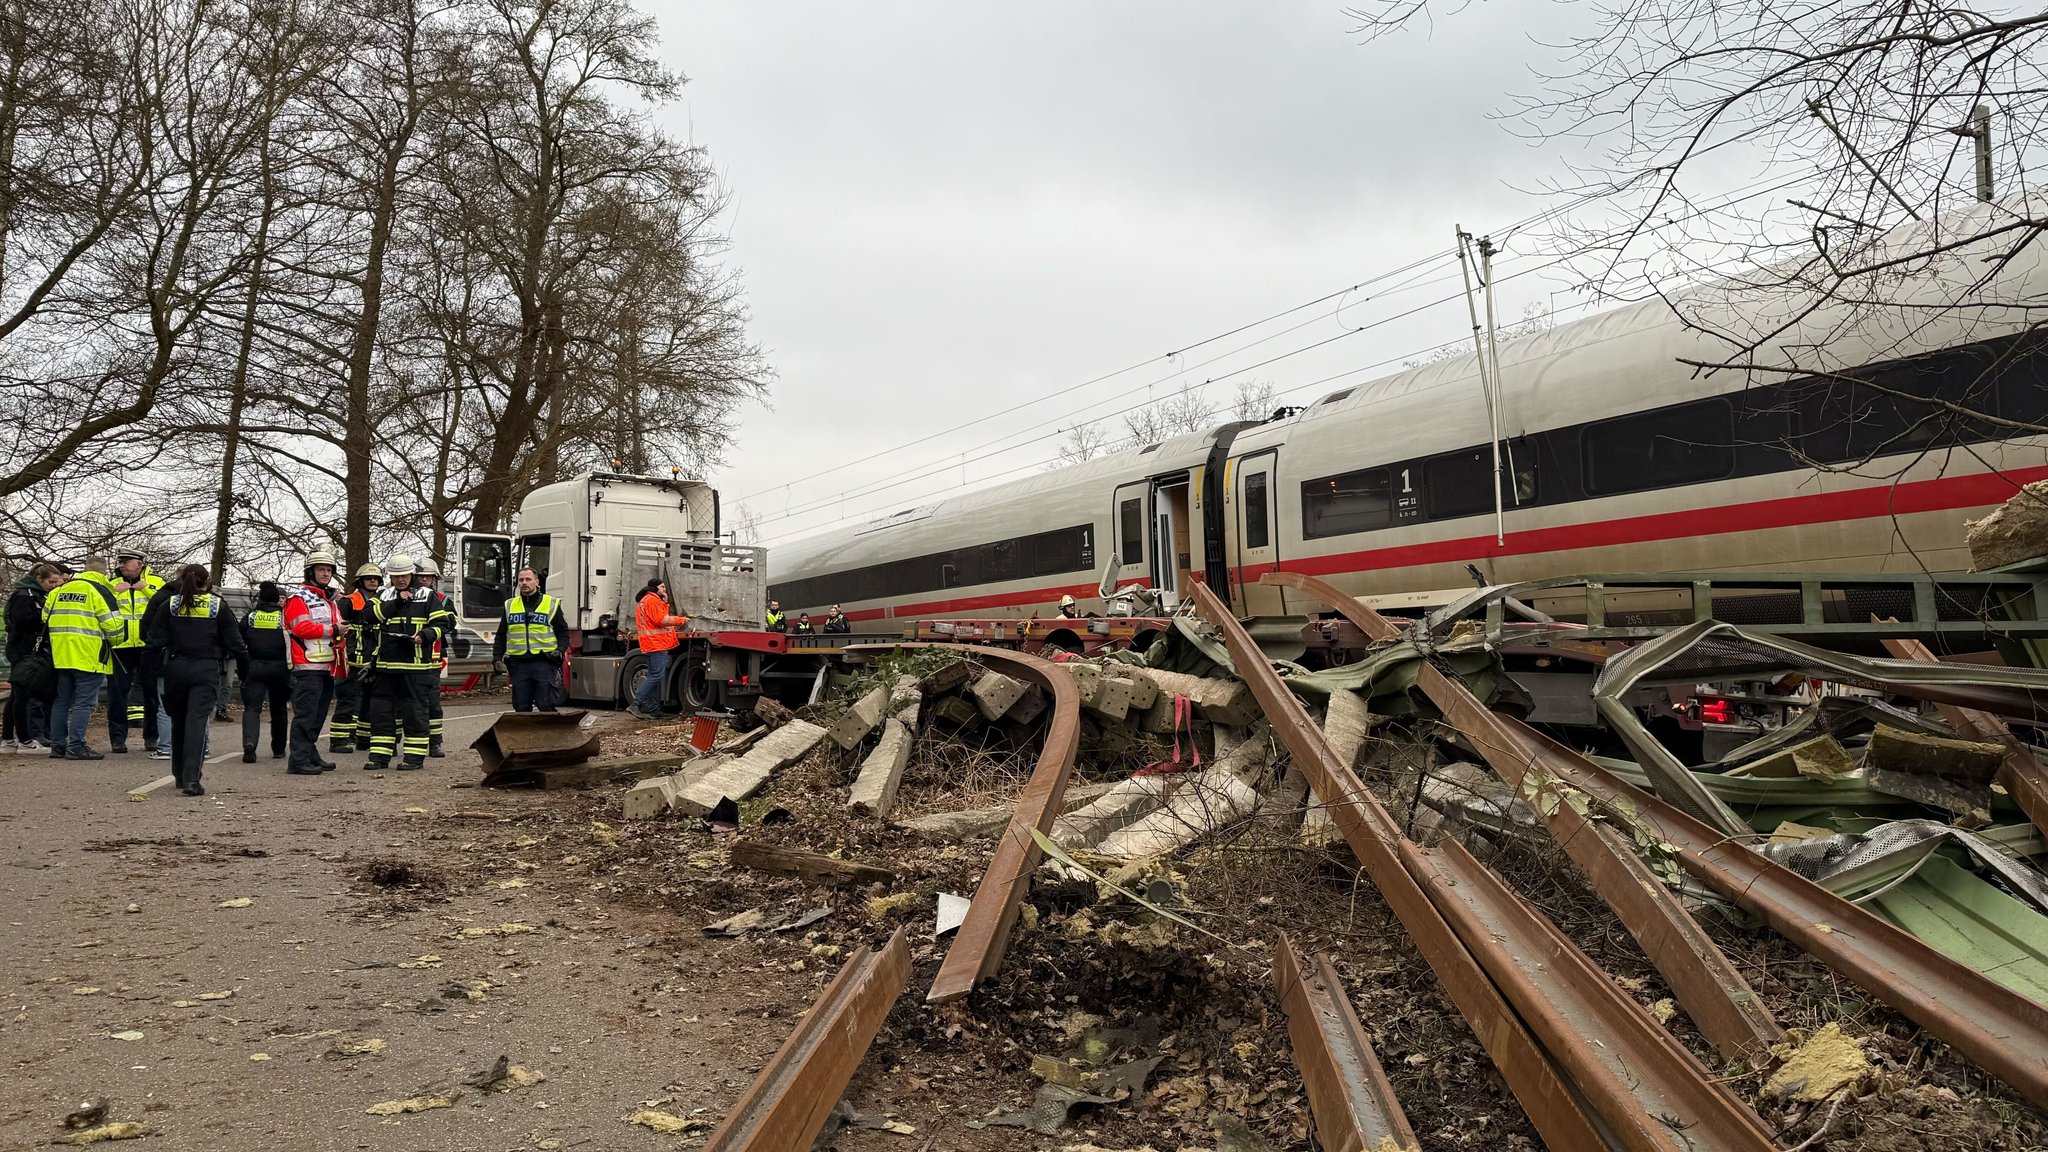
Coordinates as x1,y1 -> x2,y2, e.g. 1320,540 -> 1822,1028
503,594 -> 560,657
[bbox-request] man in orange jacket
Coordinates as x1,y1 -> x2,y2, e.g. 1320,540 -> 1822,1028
627,578 -> 688,719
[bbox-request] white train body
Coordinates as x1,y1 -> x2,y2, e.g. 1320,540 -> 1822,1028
771,206 -> 2048,624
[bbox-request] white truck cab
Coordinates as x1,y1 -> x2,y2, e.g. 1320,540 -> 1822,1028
454,472 -> 767,706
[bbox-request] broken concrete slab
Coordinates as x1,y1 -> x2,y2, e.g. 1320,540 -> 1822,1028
1095,732 -> 1274,860
1736,735 -> 1857,782
1010,683 -> 1048,726
1119,672 -> 1157,712
1869,723 -> 2005,784
1966,479 -> 2048,570
753,695 -> 796,729
1083,675 -> 1134,722
619,755 -> 730,819
888,674 -> 921,726
1302,690 -> 1374,843
897,781 -> 1117,840
931,695 -> 982,731
918,658 -> 973,695
1052,775 -> 1178,849
829,684 -> 889,751
971,670 -> 1029,720
848,718 -> 914,818
1419,762 -> 1538,837
673,720 -> 828,817
1133,668 -> 1259,727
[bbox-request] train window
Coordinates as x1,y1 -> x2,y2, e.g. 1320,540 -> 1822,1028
1119,499 -> 1144,565
1802,351 -> 2002,464
1583,400 -> 1735,496
1302,467 -> 1393,539
1425,444 -> 1539,520
1244,473 -> 1270,549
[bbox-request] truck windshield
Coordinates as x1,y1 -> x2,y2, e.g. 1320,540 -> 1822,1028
461,537 -> 513,619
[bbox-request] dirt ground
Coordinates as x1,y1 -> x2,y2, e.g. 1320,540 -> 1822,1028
0,699 -> 867,1152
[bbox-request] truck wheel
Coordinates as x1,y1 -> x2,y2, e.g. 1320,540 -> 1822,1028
620,653 -> 650,709
680,656 -> 714,711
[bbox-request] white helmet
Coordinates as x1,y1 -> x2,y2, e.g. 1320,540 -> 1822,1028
1060,594 -> 1077,608
304,549 -> 337,569
385,553 -> 417,576
416,556 -> 440,578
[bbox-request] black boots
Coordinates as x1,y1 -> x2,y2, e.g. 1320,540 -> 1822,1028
242,747 -> 257,763
180,780 -> 204,796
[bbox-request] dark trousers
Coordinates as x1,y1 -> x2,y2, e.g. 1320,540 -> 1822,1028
242,664 -> 289,754
509,660 -> 560,712
289,671 -> 335,768
330,676 -> 366,749
109,647 -> 159,748
369,671 -> 435,764
163,657 -> 219,786
3,675 -> 37,741
428,670 -> 444,748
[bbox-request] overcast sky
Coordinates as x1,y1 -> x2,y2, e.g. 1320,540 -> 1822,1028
654,3 -> 1601,544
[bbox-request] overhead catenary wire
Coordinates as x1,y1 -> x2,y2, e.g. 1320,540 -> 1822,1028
753,172 -> 1820,539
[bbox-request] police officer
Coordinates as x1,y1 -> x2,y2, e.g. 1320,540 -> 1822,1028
366,555 -> 450,771
331,563 -> 383,753
42,561 -> 125,759
415,557 -> 450,756
764,599 -> 786,632
238,581 -> 290,764
492,567 -> 569,712
107,548 -> 164,753
143,564 -> 246,796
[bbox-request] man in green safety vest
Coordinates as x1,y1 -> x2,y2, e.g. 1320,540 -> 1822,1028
492,567 -> 570,712
41,562 -> 126,759
107,548 -> 164,753
237,581 -> 291,765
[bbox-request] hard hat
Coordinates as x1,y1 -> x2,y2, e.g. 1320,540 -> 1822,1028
385,553 -> 417,576
356,563 -> 384,580
1060,594 -> 1077,607
416,556 -> 440,577
303,549 -> 337,570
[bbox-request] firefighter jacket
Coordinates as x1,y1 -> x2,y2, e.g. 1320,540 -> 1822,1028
493,593 -> 569,664
108,567 -> 163,649
42,571 -> 124,674
145,592 -> 247,664
283,581 -> 346,675
372,584 -> 453,671
342,583 -> 378,666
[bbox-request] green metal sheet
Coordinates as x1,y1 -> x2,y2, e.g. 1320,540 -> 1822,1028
1865,856 -> 2048,1004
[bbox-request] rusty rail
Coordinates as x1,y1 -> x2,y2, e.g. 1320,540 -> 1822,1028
1274,932 -> 1421,1152
1194,584 -> 1774,1151
844,642 -> 1080,1004
1265,571 -> 1784,1066
700,927 -> 911,1152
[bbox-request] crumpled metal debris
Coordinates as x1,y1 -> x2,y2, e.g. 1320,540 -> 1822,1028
1760,818 -> 2048,912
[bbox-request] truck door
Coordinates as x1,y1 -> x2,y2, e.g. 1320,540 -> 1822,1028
455,533 -> 515,633
1111,481 -> 1150,600
1232,450 -> 1285,616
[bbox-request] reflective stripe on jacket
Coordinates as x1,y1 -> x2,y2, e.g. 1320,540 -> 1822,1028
109,569 -> 164,648
503,594 -> 560,657
283,583 -> 345,673
43,573 -> 124,673
635,593 -> 685,653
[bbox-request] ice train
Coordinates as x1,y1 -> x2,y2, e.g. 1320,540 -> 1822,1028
770,207 -> 2048,628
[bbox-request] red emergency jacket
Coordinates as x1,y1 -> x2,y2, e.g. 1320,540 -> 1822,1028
282,581 -> 346,675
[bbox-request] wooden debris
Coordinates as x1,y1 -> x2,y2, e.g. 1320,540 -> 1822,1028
728,839 -> 896,886
1737,735 -> 1856,782
675,721 -> 829,817
753,696 -> 796,729
829,684 -> 890,750
970,670 -> 1029,720
848,719 -> 914,818
1869,723 -> 2005,784
715,726 -> 771,755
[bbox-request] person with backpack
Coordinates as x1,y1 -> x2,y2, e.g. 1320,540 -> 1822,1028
4,563 -> 64,750
42,560 -> 126,760
237,581 -> 291,766
144,564 -> 246,795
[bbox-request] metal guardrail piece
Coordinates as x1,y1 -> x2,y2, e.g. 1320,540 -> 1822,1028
1274,932 -> 1421,1152
472,708 -> 602,784
1187,584 -> 1610,1152
1264,572 -> 1784,1066
841,643 -> 1081,1004
700,927 -> 911,1152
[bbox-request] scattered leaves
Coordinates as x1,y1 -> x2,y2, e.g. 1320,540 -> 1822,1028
366,1093 -> 458,1116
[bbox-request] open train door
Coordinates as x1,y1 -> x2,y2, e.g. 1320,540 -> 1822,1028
1110,480 -> 1150,603
454,532 -> 515,638
1231,449 -> 1286,616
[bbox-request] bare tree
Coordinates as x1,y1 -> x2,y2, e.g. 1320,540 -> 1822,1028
1053,421 -> 1112,467
1229,378 -> 1278,423
1123,382 -> 1213,446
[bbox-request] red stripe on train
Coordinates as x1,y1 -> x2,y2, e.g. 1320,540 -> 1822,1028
827,466 -> 2048,619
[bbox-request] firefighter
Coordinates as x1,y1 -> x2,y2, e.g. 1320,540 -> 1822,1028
237,581 -> 290,763
366,554 -> 449,770
107,548 -> 163,754
331,563 -> 383,753
283,550 -> 345,774
415,556 -> 450,756
42,561 -> 125,759
493,567 -> 569,712
1058,594 -> 1079,619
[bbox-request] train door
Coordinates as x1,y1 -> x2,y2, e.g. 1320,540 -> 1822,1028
1232,450 -> 1286,616
1151,479 -> 1192,605
1111,481 -> 1150,598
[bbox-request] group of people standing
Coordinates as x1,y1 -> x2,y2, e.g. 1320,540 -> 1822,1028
3,549 -> 466,796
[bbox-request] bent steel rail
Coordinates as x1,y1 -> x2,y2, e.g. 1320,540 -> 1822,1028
699,927 -> 911,1152
1275,932 -> 1421,1152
